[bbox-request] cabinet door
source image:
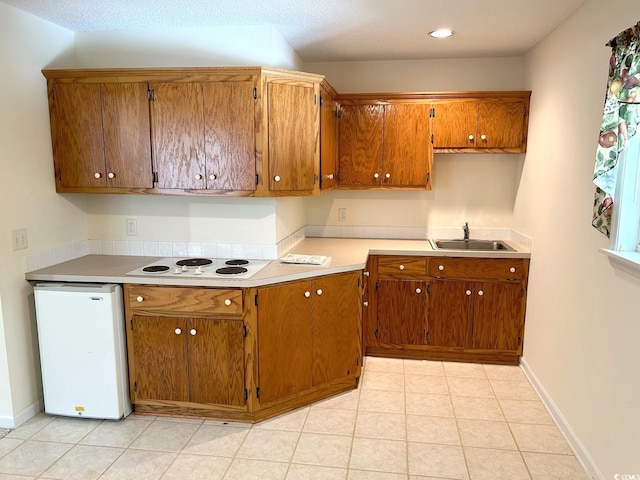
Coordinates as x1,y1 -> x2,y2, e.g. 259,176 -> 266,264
320,87 -> 338,190
50,83 -> 105,188
150,82 -> 206,190
377,279 -> 427,345
131,315 -> 188,402
101,83 -> 153,188
477,101 -> 526,149
203,81 -> 256,191
427,280 -> 473,347
188,318 -> 246,406
432,102 -> 478,149
257,281 -> 313,404
472,282 -> 523,350
338,104 -> 384,186
383,104 -> 432,187
267,82 -> 317,192
311,272 -> 361,385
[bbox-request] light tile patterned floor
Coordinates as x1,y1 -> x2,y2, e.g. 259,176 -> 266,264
0,358 -> 591,479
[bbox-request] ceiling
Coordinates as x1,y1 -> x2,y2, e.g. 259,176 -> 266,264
3,0 -> 588,62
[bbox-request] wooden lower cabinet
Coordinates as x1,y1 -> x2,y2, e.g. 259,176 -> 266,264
365,255 -> 529,365
124,271 -> 362,422
256,272 -> 362,416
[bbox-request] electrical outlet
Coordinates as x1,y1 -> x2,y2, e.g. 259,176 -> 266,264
11,228 -> 28,251
338,208 -> 347,223
126,219 -> 137,236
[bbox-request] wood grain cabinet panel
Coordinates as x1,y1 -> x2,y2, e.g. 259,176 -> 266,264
127,286 -> 243,316
267,81 -> 318,192
431,101 -> 478,149
377,279 -> 427,345
338,104 -> 384,186
257,271 -> 361,405
320,84 -> 339,190
378,256 -> 427,279
49,82 -> 153,190
471,282 -> 522,350
383,103 -> 433,187
426,280 -> 473,348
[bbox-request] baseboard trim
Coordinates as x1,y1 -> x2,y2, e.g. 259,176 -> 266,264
0,398 -> 43,429
519,357 -> 603,480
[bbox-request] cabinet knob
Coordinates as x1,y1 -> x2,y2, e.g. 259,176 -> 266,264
385,173 -> 391,179
363,301 -> 369,307
468,134 -> 474,141
316,289 -> 323,296
195,174 -> 203,180
327,174 -> 334,180
480,134 -> 487,141
415,288 -> 422,294
478,290 -> 484,296
509,267 -> 516,273
466,290 -> 472,296
399,265 -> 405,271
190,328 -> 197,336
224,299 -> 231,306
136,296 -> 143,302
209,174 -> 217,181
174,328 -> 182,335
438,265 -> 445,271
364,271 -> 370,277
304,291 -> 311,298
373,173 -> 380,179
94,172 -> 102,179
274,175 -> 281,182
107,172 -> 115,179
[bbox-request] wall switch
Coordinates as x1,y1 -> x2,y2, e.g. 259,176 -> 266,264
126,219 -> 138,236
11,228 -> 28,251
338,208 -> 347,223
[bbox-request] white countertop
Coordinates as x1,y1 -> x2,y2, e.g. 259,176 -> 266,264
25,237 -> 530,288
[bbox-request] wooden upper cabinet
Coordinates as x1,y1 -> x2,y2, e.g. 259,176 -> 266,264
49,82 -> 153,190
319,84 -> 339,191
338,104 -> 384,186
337,101 -> 432,188
203,81 -> 256,191
267,81 -> 319,193
151,80 -> 257,192
383,103 -> 432,187
432,93 -> 530,152
150,82 -> 207,190
101,83 -> 153,188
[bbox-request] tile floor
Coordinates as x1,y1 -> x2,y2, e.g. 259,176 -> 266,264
0,358 -> 591,479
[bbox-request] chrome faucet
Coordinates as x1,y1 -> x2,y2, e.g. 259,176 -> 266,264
462,222 -> 470,241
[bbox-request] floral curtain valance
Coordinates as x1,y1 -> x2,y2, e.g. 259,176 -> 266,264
592,21 -> 640,237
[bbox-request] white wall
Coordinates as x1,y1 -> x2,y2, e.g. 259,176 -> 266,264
0,2 -> 81,426
303,57 -> 526,232
516,0 -> 640,476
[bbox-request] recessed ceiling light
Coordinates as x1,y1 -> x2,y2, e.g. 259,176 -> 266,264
429,29 -> 454,39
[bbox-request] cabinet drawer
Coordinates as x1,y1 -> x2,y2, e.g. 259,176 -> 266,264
428,258 -> 525,281
377,256 -> 427,278
127,286 -> 243,316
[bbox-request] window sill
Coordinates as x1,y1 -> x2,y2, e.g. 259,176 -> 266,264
600,248 -> 640,279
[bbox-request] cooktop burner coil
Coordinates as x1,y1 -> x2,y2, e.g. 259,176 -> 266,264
142,265 -> 171,273
175,258 -> 213,267
216,266 -> 249,275
225,259 -> 250,266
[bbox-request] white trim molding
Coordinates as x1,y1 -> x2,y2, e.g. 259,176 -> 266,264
0,397 -> 43,429
601,248 -> 640,279
520,357 -> 604,480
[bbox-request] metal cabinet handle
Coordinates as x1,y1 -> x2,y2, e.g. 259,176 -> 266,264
399,265 -> 405,271
107,172 -> 115,179
468,134 -> 474,141
195,174 -> 203,180
174,328 -> 182,335
480,134 -> 487,141
304,291 -> 311,298
385,173 -> 391,179
274,175 -> 281,182
509,267 -> 516,273
415,288 -> 422,294
478,290 -> 484,296
136,296 -> 143,302
373,173 -> 379,179
94,172 -> 102,179
438,265 -> 445,271
190,328 -> 197,335
316,289 -> 323,296
224,299 -> 232,306
466,290 -> 472,296
209,174 -> 217,180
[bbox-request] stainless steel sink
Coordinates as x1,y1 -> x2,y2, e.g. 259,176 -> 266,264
429,239 -> 515,252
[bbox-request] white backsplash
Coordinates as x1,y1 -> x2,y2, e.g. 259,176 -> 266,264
23,225 -> 531,273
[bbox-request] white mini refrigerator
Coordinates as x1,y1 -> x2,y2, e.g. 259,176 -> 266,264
34,283 -> 132,419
